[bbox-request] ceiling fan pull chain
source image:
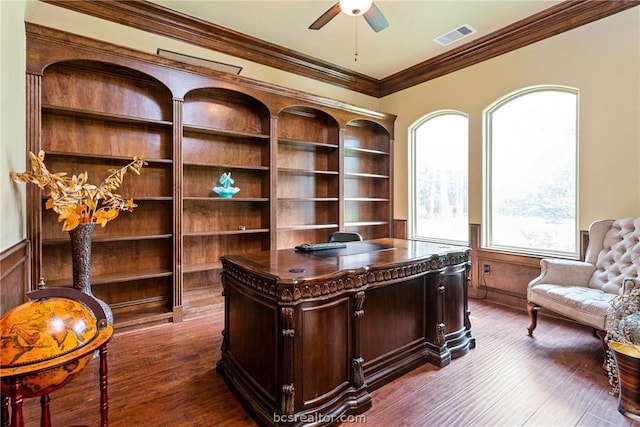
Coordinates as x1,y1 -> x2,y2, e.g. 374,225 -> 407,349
354,17 -> 359,62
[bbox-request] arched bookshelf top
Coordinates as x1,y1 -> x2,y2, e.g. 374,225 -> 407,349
345,119 -> 392,153
278,105 -> 340,146
42,60 -> 173,123
183,87 -> 270,136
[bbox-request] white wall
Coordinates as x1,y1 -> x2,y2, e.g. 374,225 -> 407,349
381,7 -> 640,231
1,0 -> 27,252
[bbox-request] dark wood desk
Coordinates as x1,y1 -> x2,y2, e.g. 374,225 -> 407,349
216,238 -> 474,426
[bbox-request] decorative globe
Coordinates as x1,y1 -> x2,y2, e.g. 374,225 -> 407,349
0,296 -> 106,398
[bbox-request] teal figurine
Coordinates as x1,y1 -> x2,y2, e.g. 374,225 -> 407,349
213,172 -> 240,198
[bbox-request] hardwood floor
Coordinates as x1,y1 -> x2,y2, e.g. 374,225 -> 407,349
19,298 -> 638,427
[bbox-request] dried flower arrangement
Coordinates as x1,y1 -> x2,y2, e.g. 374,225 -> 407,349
605,279 -> 640,395
10,150 -> 146,231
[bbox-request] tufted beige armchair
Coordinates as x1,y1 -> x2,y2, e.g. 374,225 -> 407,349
527,218 -> 640,346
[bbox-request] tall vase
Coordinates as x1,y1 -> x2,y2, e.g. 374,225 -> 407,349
69,223 -> 114,324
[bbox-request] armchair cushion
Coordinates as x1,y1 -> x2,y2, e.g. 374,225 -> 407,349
529,284 -> 616,330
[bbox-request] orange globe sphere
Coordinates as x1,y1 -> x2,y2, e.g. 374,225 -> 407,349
0,297 -> 100,398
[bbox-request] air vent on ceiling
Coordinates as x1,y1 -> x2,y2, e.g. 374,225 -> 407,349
157,49 -> 242,75
434,24 -> 477,47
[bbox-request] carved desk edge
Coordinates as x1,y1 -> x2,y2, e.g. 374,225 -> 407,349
220,247 -> 471,303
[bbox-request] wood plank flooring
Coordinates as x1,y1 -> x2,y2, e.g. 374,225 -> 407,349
18,299 -> 639,426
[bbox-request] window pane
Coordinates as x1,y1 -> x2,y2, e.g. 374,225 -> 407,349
412,113 -> 468,243
487,88 -> 577,255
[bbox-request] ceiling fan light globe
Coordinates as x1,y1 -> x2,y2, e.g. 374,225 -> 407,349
339,0 -> 373,16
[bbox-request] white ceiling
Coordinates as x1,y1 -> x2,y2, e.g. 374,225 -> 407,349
149,0 -> 563,80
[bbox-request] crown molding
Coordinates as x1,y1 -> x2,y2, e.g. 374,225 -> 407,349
40,0 -> 640,98
39,0 -> 381,97
379,0 -> 640,96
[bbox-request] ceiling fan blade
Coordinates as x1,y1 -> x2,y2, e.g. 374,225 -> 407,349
363,2 -> 389,32
309,2 -> 341,30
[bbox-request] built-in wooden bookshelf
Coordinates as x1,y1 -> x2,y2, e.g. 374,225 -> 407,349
276,107 -> 340,248
344,120 -> 393,239
37,61 -> 175,329
25,23 -> 395,329
181,88 -> 271,318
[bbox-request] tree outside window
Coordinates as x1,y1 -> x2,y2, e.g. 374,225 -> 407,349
411,111 -> 469,244
485,86 -> 578,256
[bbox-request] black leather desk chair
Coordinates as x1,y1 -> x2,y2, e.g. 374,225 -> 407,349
329,232 -> 363,243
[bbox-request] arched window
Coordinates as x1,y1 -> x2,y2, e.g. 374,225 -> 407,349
410,111 -> 469,244
484,86 -> 578,257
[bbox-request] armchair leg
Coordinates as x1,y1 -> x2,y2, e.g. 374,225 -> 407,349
527,302 -> 541,336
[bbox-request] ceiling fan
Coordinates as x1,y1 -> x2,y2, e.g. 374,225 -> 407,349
309,0 -> 389,33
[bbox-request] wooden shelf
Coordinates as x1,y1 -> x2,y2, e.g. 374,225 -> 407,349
112,303 -> 173,330
182,288 -> 224,319
278,137 -> 339,149
42,104 -> 173,127
183,197 -> 269,202
345,197 -> 390,202
46,268 -> 173,288
39,195 -> 172,204
183,123 -> 269,140
278,198 -> 339,202
345,172 -> 390,179
345,221 -> 389,227
44,150 -> 173,164
43,234 -> 173,245
183,161 -> 269,171
135,196 -> 173,202
183,262 -> 222,273
184,229 -> 270,237
278,224 -> 339,231
110,295 -> 169,311
278,168 -> 339,175
345,146 -> 390,156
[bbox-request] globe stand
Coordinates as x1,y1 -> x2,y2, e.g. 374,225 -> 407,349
0,288 -> 113,427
